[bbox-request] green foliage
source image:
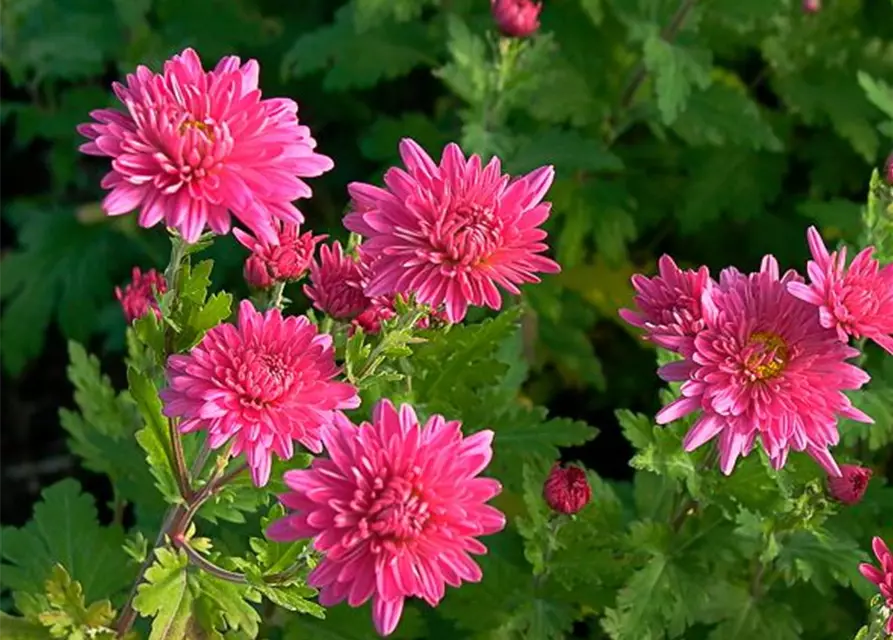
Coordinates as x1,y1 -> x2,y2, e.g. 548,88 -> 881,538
1,480 -> 132,603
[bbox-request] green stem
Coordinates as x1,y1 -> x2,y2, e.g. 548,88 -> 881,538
267,281 -> 287,311
169,418 -> 192,500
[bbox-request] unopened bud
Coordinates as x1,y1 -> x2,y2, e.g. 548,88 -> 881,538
491,0 -> 542,39
827,464 -> 873,505
885,152 -> 893,186
802,0 -> 821,12
244,254 -> 274,290
543,463 -> 591,515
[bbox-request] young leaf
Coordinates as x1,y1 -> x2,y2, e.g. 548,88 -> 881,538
128,368 -> 180,504
436,14 -> 489,106
37,565 -> 117,639
0,480 -> 131,603
641,32 -> 712,125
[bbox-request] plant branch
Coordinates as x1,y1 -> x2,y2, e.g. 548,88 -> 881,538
169,418 -> 192,500
176,537 -> 313,586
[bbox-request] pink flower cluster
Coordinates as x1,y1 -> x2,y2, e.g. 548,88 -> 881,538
620,226 -> 892,477
87,50 -> 549,638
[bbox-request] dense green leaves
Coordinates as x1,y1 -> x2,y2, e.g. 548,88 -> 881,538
0,480 -> 132,603
641,32 -> 712,125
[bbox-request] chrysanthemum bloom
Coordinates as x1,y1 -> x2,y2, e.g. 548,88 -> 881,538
160,300 -> 359,486
304,242 -> 369,320
344,139 -> 560,323
266,400 -> 506,637
235,221 -> 325,288
491,0 -> 542,38
619,255 -> 712,355
116,267 -> 167,324
543,463 -> 592,515
788,227 -> 893,355
827,464 -> 873,505
78,48 -> 334,243
859,537 -> 893,634
656,256 -> 872,476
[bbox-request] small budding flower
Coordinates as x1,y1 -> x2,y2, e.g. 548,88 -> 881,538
859,537 -> 893,635
543,463 -> 592,515
885,152 -> 893,186
491,0 -> 543,39
827,464 -> 873,505
235,221 -> 325,290
802,0 -> 821,12
116,267 -> 167,324
243,254 -> 274,290
304,242 -> 369,320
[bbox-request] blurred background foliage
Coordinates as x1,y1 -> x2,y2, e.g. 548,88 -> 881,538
2,0 -> 892,544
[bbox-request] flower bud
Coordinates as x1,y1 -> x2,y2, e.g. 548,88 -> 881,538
885,152 -> 893,186
543,463 -> 591,515
244,254 -> 274,290
491,0 -> 542,39
802,0 -> 821,13
827,464 -> 873,505
116,267 -> 167,324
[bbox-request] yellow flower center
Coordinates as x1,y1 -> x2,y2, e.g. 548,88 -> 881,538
745,331 -> 788,380
179,118 -> 215,140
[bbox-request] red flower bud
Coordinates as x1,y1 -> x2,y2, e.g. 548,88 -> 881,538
491,0 -> 542,39
802,0 -> 821,13
885,152 -> 893,186
244,254 -> 274,290
543,463 -> 591,515
116,267 -> 167,324
827,464 -> 872,505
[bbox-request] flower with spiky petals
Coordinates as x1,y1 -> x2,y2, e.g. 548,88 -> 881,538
859,537 -> 893,634
266,399 -> 506,637
619,255 -> 712,355
303,242 -> 369,319
344,139 -> 560,323
160,300 -> 359,486
78,47 -> 333,243
116,267 -> 167,324
787,227 -> 893,355
827,464 -> 872,505
656,256 -> 872,476
235,220 -> 326,287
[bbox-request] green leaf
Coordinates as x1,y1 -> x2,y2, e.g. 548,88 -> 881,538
796,199 -> 864,239
0,612 -> 53,639
507,129 -> 624,176
857,71 -> 893,120
282,4 -> 434,91
37,565 -> 116,639
133,548 -> 260,639
641,33 -> 712,125
704,583 -> 802,640
0,205 -> 140,374
352,0 -> 434,31
128,368 -> 181,504
435,14 -> 489,106
673,82 -> 782,151
360,113 -> 451,166
283,601 -> 427,639
775,528 -> 868,593
0,480 -> 131,603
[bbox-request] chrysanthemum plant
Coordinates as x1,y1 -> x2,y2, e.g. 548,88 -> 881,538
4,40 -> 893,640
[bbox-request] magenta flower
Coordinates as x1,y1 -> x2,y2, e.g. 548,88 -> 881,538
266,400 -> 505,637
116,266 -> 167,324
78,48 -> 333,243
344,139 -> 560,323
827,464 -> 873,505
859,537 -> 893,634
351,300 -> 397,336
160,300 -> 359,486
303,241 -> 370,320
543,463 -> 592,515
619,255 -> 712,355
787,227 -> 893,355
235,221 -> 325,288
491,0 -> 542,38
656,256 -> 872,476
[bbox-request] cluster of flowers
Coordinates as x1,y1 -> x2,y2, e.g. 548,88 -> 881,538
81,48 -> 564,635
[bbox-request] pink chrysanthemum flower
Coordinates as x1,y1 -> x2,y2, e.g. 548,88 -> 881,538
303,242 -> 369,319
235,220 -> 326,288
656,256 -> 872,476
266,399 -> 506,637
787,227 -> 893,355
78,48 -> 333,243
159,300 -> 359,486
116,267 -> 167,324
619,255 -> 712,355
859,537 -> 893,634
344,139 -> 560,323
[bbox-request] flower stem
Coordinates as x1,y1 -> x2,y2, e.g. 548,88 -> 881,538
267,281 -> 287,311
169,418 -> 192,500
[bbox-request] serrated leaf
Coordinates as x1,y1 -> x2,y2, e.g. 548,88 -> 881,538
0,612 -> 53,639
507,129 -> 624,176
38,565 -> 116,639
0,480 -> 131,603
435,14 -> 489,105
857,71 -> 893,120
704,583 -> 802,640
128,368 -> 181,503
282,4 -> 433,91
642,33 -> 712,125
352,0 -> 433,31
